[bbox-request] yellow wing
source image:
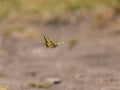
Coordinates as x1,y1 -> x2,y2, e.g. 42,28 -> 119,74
43,35 -> 57,48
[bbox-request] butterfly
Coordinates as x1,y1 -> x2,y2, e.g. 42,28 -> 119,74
43,35 -> 64,48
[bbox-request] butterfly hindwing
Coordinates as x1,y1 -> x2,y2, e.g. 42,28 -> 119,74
57,42 -> 64,45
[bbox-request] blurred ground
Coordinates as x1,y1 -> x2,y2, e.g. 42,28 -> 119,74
0,0 -> 120,90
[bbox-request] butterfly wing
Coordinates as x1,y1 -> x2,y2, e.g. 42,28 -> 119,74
43,35 -> 57,48
57,41 -> 64,45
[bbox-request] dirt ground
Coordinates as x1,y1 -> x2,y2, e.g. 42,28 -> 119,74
0,8 -> 120,90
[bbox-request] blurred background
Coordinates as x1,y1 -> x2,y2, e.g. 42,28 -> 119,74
0,0 -> 120,90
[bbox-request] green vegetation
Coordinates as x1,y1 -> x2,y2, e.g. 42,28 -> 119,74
68,39 -> 78,49
0,0 -> 120,20
66,67 -> 77,75
1,0 -> 120,40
